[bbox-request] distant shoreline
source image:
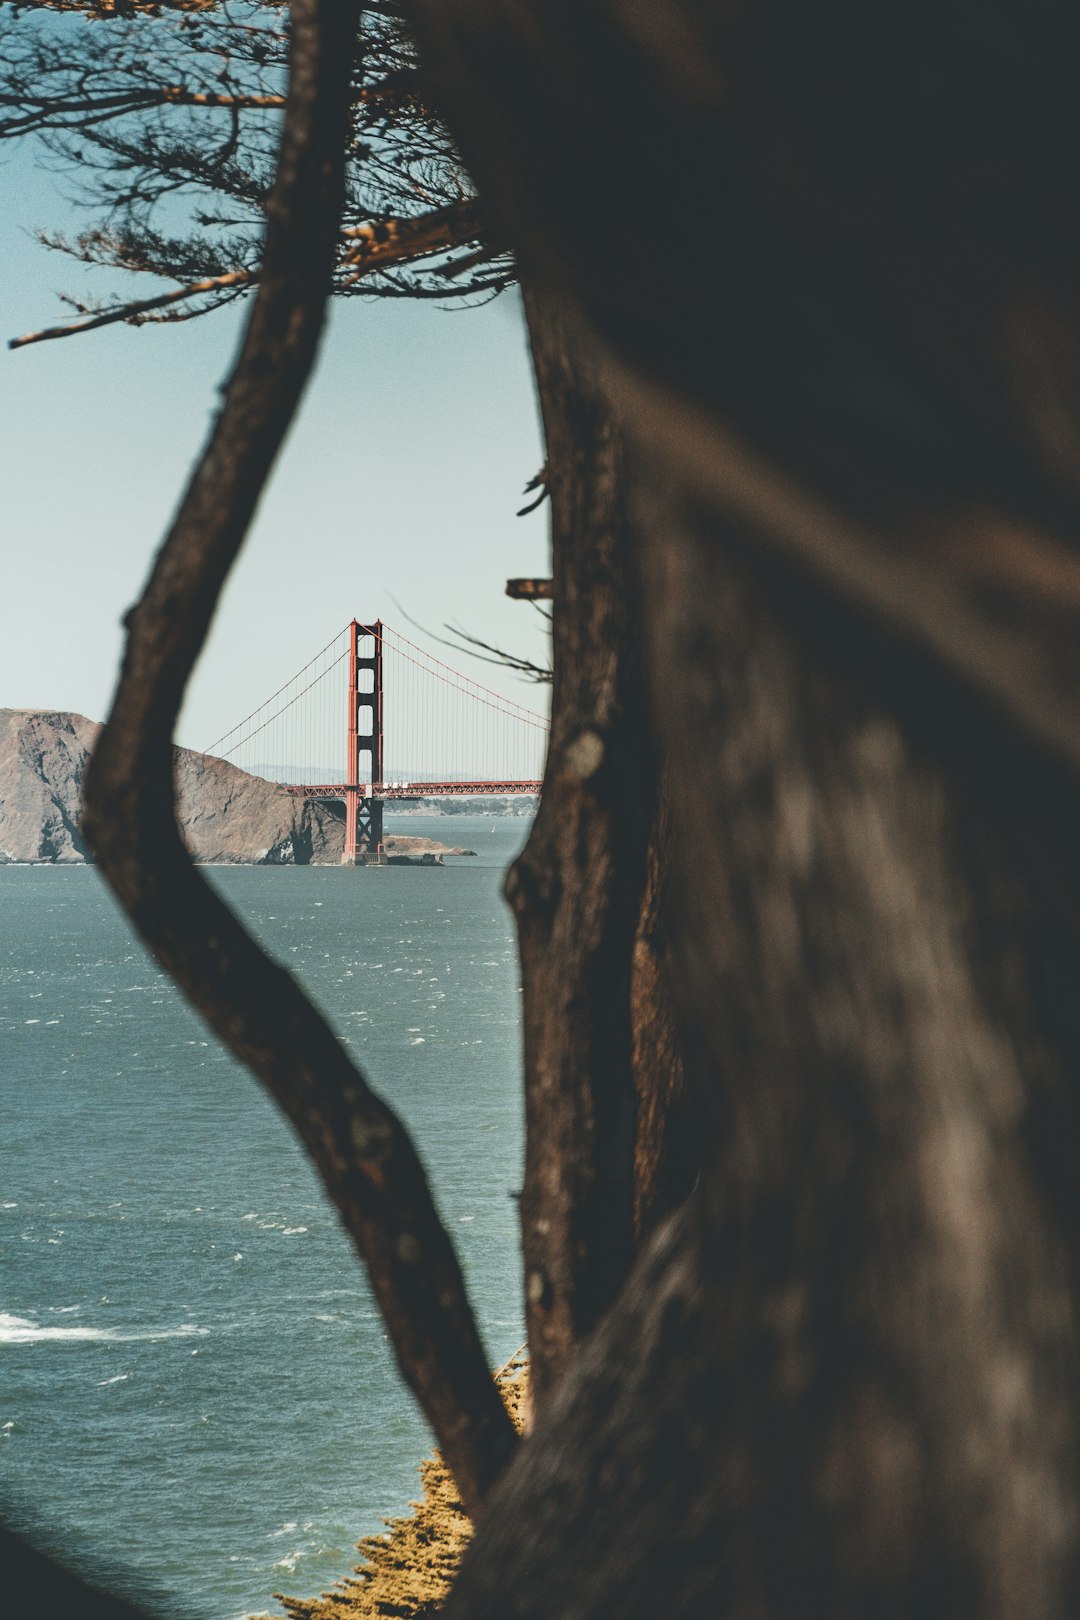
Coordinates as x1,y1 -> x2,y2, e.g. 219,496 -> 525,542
1,708 -> 530,864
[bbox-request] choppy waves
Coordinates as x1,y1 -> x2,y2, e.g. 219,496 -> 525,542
0,834 -> 526,1616
0,1312 -> 208,1346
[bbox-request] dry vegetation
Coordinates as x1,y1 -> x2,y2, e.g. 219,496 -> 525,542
276,1357 -> 528,1620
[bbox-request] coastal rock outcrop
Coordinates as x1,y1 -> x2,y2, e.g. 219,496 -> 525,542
173,743 -> 346,863
0,709 -> 98,862
384,835 -> 476,858
0,709 -> 470,864
0,708 -> 347,863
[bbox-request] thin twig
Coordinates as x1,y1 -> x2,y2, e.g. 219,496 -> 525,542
389,595 -> 552,684
8,269 -> 254,349
443,623 -> 551,683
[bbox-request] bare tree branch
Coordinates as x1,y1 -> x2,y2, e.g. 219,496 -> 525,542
0,68 -> 421,140
506,577 -> 553,599
8,196 -> 489,348
389,592 -> 551,683
0,88 -> 287,138
79,0 -> 517,1518
339,195 -> 485,280
7,230 -> 493,346
440,623 -> 551,683
7,268 -> 255,349
516,463 -> 548,516
25,1 -> 218,14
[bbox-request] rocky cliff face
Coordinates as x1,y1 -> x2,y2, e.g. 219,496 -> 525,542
173,744 -> 346,863
0,710 -> 98,861
0,709 -> 347,864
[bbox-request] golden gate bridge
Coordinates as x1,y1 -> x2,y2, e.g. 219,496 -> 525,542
205,620 -> 548,863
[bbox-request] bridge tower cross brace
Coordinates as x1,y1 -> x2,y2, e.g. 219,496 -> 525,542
343,619 -> 385,865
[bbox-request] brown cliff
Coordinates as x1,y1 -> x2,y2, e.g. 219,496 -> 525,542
0,710 -> 472,865
0,708 -> 346,863
0,709 -> 99,862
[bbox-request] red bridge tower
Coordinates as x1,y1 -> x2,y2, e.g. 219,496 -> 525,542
343,619 -> 385,864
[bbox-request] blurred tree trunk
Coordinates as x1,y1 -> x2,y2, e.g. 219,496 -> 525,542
440,472 -> 1080,1619
409,1 -> 1080,1613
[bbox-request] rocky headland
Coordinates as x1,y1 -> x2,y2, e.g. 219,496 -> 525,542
0,710 -> 475,865
277,1354 -> 528,1620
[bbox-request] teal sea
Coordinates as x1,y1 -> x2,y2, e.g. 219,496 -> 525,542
0,816 -> 529,1618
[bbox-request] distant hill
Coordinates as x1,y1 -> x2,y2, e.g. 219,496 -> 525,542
0,708 -> 348,865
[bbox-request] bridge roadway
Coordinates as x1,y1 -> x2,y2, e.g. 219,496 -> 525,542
282,780 -> 543,800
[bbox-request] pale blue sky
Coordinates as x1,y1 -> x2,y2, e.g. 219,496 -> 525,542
0,142 -> 549,753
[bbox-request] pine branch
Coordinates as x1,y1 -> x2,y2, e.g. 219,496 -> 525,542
9,197 -> 490,347
0,69 -> 421,139
8,268 -> 255,348
339,195 -> 484,281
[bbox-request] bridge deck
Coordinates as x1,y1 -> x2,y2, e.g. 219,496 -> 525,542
282,780 -> 542,800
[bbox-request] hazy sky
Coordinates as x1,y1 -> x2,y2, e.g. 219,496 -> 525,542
0,141 -> 549,753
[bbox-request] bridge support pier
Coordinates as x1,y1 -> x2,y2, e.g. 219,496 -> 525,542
343,619 -> 385,865
343,794 -> 385,865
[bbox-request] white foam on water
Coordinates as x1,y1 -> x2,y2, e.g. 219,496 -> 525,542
0,1312 -> 209,1346
0,1314 -> 115,1344
97,1373 -> 130,1386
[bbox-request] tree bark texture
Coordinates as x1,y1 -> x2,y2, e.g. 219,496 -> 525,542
443,487 -> 1080,1618
628,789 -> 688,1246
408,0 -> 1080,1611
506,285 -> 657,1409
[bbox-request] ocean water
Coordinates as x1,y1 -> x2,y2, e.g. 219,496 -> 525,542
0,816 -> 530,1618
